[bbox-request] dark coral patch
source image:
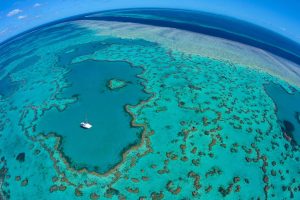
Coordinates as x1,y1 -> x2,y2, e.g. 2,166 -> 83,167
16,153 -> 25,162
218,186 -> 230,197
104,188 -> 119,198
281,120 -> 298,146
283,120 -> 294,133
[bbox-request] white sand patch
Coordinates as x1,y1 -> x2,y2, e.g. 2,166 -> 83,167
74,20 -> 300,88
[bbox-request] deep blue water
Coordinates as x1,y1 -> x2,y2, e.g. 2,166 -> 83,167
1,8 -> 300,66
265,83 -> 300,145
82,8 -> 300,65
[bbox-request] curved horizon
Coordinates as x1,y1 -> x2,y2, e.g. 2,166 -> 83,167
1,0 -> 300,44
2,8 -> 300,66
1,4 -> 300,199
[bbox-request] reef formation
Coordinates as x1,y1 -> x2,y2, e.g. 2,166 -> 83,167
107,79 -> 128,90
0,11 -> 299,200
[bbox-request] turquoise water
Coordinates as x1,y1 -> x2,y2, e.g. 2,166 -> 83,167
0,75 -> 20,98
0,55 -> 40,98
265,83 -> 300,145
37,60 -> 148,173
0,12 -> 299,200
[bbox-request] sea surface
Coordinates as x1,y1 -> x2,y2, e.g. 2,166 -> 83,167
37,60 -> 147,173
0,8 -> 299,200
265,83 -> 300,145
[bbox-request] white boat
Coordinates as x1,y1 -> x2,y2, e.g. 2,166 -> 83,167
80,122 -> 92,129
80,115 -> 92,129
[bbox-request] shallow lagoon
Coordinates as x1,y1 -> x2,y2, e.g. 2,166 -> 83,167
37,60 -> 148,173
265,83 -> 300,145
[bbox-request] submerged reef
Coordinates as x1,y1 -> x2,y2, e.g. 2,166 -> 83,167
107,78 -> 128,90
281,120 -> 298,146
0,18 -> 299,200
16,153 -> 25,162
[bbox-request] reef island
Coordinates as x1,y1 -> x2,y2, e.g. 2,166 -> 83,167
107,78 -> 128,90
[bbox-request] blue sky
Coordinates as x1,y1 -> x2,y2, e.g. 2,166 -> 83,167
0,0 -> 300,43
